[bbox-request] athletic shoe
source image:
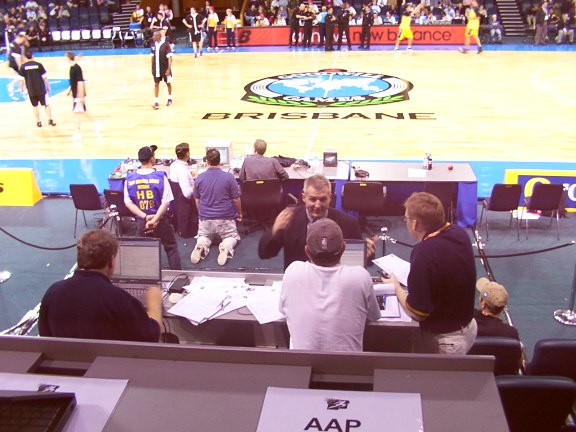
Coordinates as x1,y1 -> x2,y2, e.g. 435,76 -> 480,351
458,47 -> 468,54
152,102 -> 159,110
48,119 -> 56,126
200,50 -> 203,56
37,122 -> 42,128
195,53 -> 197,58
191,245 -> 206,264
477,47 -> 484,54
218,244 -> 228,266
393,48 -> 400,54
166,99 -> 173,106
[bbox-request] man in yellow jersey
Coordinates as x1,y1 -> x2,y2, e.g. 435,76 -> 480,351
459,0 -> 483,53
393,1 -> 424,54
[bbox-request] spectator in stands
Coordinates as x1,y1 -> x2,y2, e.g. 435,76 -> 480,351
383,10 -> 397,24
259,174 -> 375,270
144,5 -> 155,28
131,3 -> 144,24
444,3 -> 456,21
385,192 -> 477,354
26,24 -> 40,50
38,21 -> 51,49
38,230 -> 162,342
474,278 -> 519,339
489,13 -> 503,43
191,148 -> 242,266
280,218 -> 381,352
534,0 -> 549,45
239,139 -> 289,182
274,13 -> 287,25
555,12 -> 574,42
245,4 -> 258,26
525,1 -> 538,29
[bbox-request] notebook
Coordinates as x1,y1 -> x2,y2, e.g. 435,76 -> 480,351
340,239 -> 367,268
0,390 -> 76,432
111,237 -> 162,305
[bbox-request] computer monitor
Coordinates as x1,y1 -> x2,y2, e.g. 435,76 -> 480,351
206,139 -> 233,166
340,239 -> 367,268
112,238 -> 161,282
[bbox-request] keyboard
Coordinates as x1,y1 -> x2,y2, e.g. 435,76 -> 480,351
115,282 -> 161,306
0,390 -> 76,432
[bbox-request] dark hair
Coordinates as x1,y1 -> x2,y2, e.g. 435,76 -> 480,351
66,51 -> 75,61
205,148 -> 221,166
76,230 -> 118,270
23,48 -> 33,60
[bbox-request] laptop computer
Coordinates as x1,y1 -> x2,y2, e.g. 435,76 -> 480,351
111,237 -> 162,306
0,390 -> 76,432
340,239 -> 367,268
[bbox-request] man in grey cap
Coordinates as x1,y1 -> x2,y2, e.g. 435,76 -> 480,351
280,218 -> 381,352
474,277 -> 519,340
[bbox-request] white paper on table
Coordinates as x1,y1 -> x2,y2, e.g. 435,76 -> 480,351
245,281 -> 284,324
0,372 -> 128,432
407,168 -> 427,178
379,296 -> 412,323
168,276 -> 247,324
372,254 -> 410,287
373,283 -> 395,296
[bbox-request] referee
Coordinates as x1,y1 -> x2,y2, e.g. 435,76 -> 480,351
19,49 -> 56,128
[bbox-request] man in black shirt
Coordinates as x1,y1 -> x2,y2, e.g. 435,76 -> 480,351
66,51 -> 99,136
474,277 -> 520,340
359,4 -> 374,49
20,49 -> 56,128
151,30 -> 174,109
39,230 -> 161,342
337,2 -> 355,50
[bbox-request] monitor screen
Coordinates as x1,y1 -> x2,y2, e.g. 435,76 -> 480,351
112,238 -> 161,281
206,141 -> 232,165
340,239 -> 367,268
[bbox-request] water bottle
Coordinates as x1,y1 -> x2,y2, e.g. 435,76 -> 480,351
422,154 -> 428,169
427,154 -> 433,170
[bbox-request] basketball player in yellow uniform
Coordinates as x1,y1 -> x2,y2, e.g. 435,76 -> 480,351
459,0 -> 483,53
394,2 -> 424,53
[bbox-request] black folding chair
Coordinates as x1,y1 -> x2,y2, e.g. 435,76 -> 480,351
69,184 -> 105,237
478,183 -> 522,240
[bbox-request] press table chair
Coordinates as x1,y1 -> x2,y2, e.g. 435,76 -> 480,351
240,179 -> 284,235
468,336 -> 523,375
479,183 -> 522,240
341,181 -> 386,235
70,184 -> 106,237
520,183 -> 565,240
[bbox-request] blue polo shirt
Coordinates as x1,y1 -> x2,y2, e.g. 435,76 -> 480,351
193,167 -> 240,220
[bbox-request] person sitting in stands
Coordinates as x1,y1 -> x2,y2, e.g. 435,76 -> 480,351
38,230 -> 161,342
280,218 -> 381,352
489,13 -> 502,43
474,277 -> 520,339
555,13 -> 574,43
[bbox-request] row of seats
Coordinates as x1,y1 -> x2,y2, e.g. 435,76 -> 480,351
49,26 -> 121,48
471,338 -> 576,432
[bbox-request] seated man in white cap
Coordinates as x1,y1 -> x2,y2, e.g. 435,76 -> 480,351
474,277 -> 519,340
280,218 -> 381,352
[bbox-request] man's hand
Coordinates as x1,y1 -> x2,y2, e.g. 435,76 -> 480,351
235,213 -> 242,222
366,234 -> 378,258
271,207 -> 295,236
144,214 -> 158,234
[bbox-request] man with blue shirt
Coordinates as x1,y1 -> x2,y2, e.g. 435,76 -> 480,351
191,148 -> 242,266
124,145 -> 181,270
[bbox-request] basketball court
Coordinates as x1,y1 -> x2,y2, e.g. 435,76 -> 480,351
1,46 -> 575,195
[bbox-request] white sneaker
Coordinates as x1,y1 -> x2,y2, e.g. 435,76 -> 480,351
191,245 -> 206,264
218,244 -> 228,266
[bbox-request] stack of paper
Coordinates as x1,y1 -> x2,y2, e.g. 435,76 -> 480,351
245,281 -> 284,324
372,254 -> 411,286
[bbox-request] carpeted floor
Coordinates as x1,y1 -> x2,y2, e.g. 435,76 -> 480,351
0,197 -> 574,357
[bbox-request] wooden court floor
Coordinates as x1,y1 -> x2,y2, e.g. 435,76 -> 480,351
2,49 -> 575,163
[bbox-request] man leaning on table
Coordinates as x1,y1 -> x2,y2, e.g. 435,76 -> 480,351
280,218 -> 381,352
383,192 -> 477,354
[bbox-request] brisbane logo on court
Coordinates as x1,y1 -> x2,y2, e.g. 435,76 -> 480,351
242,69 -> 413,108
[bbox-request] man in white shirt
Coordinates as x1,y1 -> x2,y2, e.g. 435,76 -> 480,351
280,218 -> 381,352
169,142 -> 198,238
